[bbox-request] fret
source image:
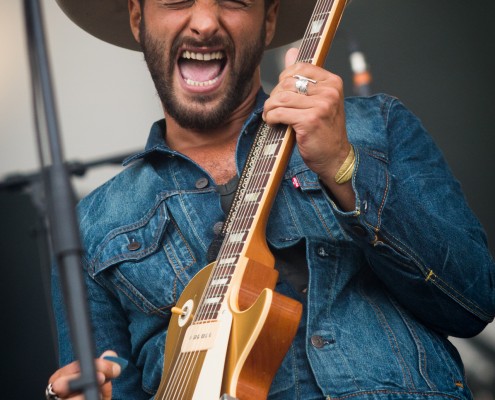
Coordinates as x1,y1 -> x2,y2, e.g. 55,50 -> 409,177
237,201 -> 259,217
210,277 -> 231,286
312,10 -> 330,17
214,265 -> 236,276
220,243 -> 244,256
196,303 -> 222,321
205,284 -> 229,296
234,216 -> 254,231
244,191 -> 262,203
253,155 -> 277,175
203,296 -> 224,305
228,231 -> 248,244
251,172 -> 270,189
217,256 -> 239,266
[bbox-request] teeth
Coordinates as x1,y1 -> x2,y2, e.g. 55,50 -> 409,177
185,77 -> 220,87
181,51 -> 224,61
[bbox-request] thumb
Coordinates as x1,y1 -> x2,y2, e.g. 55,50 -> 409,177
285,47 -> 299,68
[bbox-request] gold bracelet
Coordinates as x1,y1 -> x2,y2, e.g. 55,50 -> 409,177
334,145 -> 355,184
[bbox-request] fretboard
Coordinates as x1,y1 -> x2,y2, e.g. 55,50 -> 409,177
193,0 -> 347,324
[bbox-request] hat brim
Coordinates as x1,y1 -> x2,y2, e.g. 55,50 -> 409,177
56,0 -> 318,51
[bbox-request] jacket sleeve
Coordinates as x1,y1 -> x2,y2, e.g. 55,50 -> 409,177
329,95 -> 495,338
51,257 -> 152,400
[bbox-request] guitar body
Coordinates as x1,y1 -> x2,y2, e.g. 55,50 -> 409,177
155,259 -> 302,400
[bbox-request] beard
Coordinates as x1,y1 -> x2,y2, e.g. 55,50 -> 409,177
139,20 -> 266,131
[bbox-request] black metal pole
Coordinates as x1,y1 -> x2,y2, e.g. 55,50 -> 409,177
22,0 -> 99,399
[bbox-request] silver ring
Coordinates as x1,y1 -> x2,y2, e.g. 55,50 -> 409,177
45,383 -> 61,400
293,74 -> 317,95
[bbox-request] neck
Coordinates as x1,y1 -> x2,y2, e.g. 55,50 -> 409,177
163,80 -> 261,184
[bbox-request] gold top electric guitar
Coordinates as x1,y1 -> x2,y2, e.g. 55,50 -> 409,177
155,1 -> 348,399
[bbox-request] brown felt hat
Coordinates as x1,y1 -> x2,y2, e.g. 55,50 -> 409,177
55,0 -> 318,51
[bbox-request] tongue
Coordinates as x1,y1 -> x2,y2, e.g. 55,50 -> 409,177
180,60 -> 222,82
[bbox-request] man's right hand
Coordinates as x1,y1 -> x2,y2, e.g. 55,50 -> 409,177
47,351 -> 123,400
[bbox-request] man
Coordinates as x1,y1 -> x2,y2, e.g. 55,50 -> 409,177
47,0 -> 495,399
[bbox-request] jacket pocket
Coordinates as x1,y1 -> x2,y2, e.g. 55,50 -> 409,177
88,200 -> 197,318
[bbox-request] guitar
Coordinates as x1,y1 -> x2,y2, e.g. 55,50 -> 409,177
155,1 -> 348,399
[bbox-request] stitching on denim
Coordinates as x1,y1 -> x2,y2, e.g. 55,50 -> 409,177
381,95 -> 397,128
331,389 -> 463,400
170,217 -> 197,272
356,147 -> 389,232
280,186 -> 303,237
170,163 -> 209,251
359,281 -> 415,390
90,202 -> 171,274
161,217 -> 196,299
376,168 -> 389,229
113,274 -> 174,317
92,200 -> 169,262
142,382 -> 156,395
389,296 -> 436,390
112,281 -> 147,314
382,230 -> 492,322
381,231 -> 428,276
291,344 -> 300,399
308,192 -> 335,240
426,271 -> 492,322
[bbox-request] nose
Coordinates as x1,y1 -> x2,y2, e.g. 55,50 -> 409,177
188,3 -> 221,41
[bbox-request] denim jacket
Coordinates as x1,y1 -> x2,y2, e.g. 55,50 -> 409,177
52,92 -> 495,400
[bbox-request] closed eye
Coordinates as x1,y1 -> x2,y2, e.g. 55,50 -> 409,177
219,0 -> 253,10
157,0 -> 194,10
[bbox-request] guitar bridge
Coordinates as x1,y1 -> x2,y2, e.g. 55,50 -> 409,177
220,395 -> 239,400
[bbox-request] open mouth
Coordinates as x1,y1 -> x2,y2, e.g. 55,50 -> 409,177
178,50 -> 227,87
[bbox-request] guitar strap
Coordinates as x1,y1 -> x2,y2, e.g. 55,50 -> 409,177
207,175 -> 240,262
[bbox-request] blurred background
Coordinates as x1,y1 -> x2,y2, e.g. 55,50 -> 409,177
0,0 -> 493,398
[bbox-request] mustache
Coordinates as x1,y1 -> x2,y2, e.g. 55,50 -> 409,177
171,35 -> 234,55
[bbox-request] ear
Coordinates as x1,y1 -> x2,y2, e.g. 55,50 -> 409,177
128,0 -> 142,44
264,0 -> 279,47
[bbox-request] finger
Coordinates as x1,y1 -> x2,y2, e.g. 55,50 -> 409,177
101,380 -> 113,400
97,350 -> 124,380
48,351 -> 124,399
50,371 -> 106,399
285,47 -> 299,68
49,361 -> 81,382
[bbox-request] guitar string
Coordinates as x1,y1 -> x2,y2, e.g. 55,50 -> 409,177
160,2 -> 329,397
158,0 -> 335,397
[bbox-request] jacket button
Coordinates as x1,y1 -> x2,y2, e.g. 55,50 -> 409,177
310,335 -> 326,349
317,247 -> 329,257
127,240 -> 141,251
195,177 -> 209,189
213,221 -> 224,235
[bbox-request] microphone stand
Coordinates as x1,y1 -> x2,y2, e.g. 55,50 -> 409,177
23,0 -> 99,398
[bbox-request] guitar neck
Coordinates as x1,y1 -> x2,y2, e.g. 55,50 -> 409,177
194,0 -> 348,323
